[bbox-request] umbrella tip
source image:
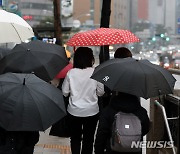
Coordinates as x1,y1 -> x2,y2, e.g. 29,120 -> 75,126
27,49 -> 30,51
23,78 -> 26,85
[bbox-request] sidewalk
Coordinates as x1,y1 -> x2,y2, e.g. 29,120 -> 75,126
33,99 -> 149,154
34,128 -> 71,154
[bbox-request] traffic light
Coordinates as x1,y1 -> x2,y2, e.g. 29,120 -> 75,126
152,37 -> 156,41
160,34 -> 164,38
166,37 -> 170,41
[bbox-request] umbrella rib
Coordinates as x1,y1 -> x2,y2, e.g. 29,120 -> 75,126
0,86 -> 23,129
26,85 -> 65,131
142,62 -> 174,94
25,87 -> 46,130
31,85 -> 66,113
11,23 -> 23,42
136,62 -> 149,98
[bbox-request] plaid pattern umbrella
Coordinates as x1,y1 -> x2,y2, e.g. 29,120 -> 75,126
66,28 -> 139,47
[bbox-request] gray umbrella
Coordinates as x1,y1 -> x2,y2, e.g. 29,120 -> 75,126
0,73 -> 66,131
0,47 -> 10,59
0,40 -> 69,81
91,57 -> 176,99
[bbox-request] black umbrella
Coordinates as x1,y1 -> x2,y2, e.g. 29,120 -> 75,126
0,40 -> 69,81
0,73 -> 66,131
91,57 -> 176,99
0,47 -> 10,59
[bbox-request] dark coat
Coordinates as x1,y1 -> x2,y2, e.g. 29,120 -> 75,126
0,127 -> 39,154
94,93 -> 150,154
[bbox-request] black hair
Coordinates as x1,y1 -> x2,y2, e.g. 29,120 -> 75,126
73,47 -> 95,69
114,47 -> 132,58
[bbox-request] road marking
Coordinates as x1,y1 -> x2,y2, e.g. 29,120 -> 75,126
36,144 -> 71,154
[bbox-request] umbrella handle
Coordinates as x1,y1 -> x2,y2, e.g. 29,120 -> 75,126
73,46 -> 76,52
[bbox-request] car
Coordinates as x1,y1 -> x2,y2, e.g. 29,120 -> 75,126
173,59 -> 180,69
160,56 -> 172,69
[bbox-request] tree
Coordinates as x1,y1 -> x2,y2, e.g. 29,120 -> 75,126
53,0 -> 62,45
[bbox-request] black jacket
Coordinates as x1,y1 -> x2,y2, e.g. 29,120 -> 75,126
94,93 -> 150,154
0,127 -> 39,154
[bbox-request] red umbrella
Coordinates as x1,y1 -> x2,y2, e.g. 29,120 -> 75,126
55,63 -> 73,79
66,28 -> 139,47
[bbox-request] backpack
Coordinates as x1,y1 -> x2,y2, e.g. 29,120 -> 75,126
110,111 -> 142,152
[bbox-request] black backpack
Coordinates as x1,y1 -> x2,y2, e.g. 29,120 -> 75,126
110,111 -> 142,152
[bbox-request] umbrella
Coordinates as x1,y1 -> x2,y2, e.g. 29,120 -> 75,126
0,10 -> 34,43
91,58 -> 176,99
0,40 -> 69,81
55,63 -> 73,79
66,28 -> 139,47
0,47 -> 10,59
0,73 -> 66,131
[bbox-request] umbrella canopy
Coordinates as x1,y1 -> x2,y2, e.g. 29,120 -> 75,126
0,73 -> 66,131
55,63 -> 73,79
66,28 -> 139,47
91,58 -> 176,99
0,10 -> 34,43
0,40 -> 69,81
0,47 -> 10,59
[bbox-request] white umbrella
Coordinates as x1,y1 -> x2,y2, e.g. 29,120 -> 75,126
0,10 -> 34,43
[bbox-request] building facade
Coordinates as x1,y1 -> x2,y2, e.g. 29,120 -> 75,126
148,0 -> 177,34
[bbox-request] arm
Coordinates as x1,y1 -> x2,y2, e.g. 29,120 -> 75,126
62,74 -> 70,97
96,82 -> 105,97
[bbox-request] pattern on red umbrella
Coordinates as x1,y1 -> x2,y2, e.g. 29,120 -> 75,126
66,28 -> 140,46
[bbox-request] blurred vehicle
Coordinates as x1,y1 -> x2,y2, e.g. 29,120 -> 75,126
109,51 -> 115,59
133,54 -> 144,60
147,56 -> 160,65
161,56 -> 170,69
145,53 -> 160,65
173,59 -> 180,69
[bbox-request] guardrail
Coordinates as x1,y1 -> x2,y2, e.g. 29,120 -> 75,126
168,68 -> 180,75
147,68 -> 180,154
154,100 -> 177,154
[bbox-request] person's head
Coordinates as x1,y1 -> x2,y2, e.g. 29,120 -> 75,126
73,47 -> 95,69
114,47 -> 132,58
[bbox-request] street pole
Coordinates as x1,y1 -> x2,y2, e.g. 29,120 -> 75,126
53,0 -> 62,45
99,0 -> 111,64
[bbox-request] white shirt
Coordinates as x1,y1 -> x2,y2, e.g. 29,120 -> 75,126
62,67 -> 104,117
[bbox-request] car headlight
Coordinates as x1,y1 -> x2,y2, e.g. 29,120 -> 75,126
164,63 -> 169,67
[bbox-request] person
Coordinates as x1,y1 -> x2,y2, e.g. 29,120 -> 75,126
94,92 -> 150,154
98,47 -> 133,111
62,47 -> 104,154
94,47 -> 150,154
114,47 -> 132,58
0,126 -> 39,154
